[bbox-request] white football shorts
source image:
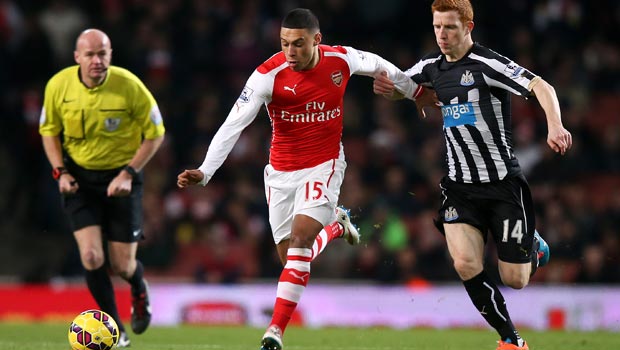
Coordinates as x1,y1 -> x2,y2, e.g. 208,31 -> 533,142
264,158 -> 347,244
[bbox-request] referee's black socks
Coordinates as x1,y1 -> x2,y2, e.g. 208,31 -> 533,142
85,266 -> 125,332
127,260 -> 146,296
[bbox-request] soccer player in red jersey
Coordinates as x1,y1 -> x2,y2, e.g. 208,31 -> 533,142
177,8 -> 427,350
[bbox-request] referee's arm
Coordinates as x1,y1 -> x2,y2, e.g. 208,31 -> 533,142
41,135 -> 64,170
108,135 -> 164,197
124,135 -> 165,173
42,135 -> 78,193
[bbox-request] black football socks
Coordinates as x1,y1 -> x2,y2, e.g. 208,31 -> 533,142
85,266 -> 125,333
126,260 -> 146,296
463,271 -> 521,345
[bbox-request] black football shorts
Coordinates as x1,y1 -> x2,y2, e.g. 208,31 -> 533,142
434,174 -> 536,264
62,160 -> 144,243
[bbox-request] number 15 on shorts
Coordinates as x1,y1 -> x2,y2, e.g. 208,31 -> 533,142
305,181 -> 324,201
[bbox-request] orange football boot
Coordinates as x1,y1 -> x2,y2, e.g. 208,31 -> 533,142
496,340 -> 529,350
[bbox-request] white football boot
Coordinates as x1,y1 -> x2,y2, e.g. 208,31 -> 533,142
260,325 -> 283,350
336,206 -> 360,245
117,332 -> 131,348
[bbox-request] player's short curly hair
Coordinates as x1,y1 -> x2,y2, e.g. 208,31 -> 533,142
431,0 -> 474,23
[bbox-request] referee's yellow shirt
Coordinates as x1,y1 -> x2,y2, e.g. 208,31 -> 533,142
39,66 -> 166,170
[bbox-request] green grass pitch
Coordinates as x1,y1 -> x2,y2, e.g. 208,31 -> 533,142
1,323 -> 618,349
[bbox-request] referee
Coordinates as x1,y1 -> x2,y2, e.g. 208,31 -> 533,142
39,29 -> 164,347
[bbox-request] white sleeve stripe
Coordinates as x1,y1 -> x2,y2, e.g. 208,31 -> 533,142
482,73 -> 521,96
324,51 -> 351,75
469,53 -> 535,90
468,53 -> 509,75
271,62 -> 290,76
404,56 -> 441,77
324,51 -> 347,59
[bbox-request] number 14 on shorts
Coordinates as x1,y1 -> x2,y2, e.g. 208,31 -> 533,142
502,219 -> 524,244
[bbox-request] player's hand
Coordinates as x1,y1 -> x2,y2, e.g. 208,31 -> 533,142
373,71 -> 397,96
177,169 -> 204,188
414,87 -> 440,119
59,173 -> 79,194
107,171 -> 132,197
547,125 -> 572,155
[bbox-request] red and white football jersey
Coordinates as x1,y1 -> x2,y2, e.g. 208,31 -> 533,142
199,45 -> 417,182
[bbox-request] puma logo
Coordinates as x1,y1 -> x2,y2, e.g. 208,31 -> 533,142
288,270 -> 309,283
283,84 -> 298,95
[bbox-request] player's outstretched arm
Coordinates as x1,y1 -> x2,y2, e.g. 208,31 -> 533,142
531,78 -> 573,155
373,71 -> 440,118
177,169 -> 205,188
373,71 -> 402,99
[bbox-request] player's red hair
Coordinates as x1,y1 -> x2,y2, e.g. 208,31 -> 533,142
431,0 -> 474,23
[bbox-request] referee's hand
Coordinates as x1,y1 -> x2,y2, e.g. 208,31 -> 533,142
107,172 -> 132,197
59,174 -> 79,194
177,169 -> 204,188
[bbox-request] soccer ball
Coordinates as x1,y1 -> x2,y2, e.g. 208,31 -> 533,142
68,309 -> 120,350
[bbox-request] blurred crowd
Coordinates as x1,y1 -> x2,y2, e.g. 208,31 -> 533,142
0,0 -> 618,285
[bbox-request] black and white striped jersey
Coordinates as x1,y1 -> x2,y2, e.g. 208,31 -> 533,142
406,43 -> 539,183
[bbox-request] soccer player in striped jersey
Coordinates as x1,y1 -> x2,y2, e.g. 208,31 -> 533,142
177,8 -> 426,350
373,1 -> 572,349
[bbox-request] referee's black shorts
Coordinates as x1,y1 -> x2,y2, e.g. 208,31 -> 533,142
434,174 -> 536,264
62,158 -> 144,243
